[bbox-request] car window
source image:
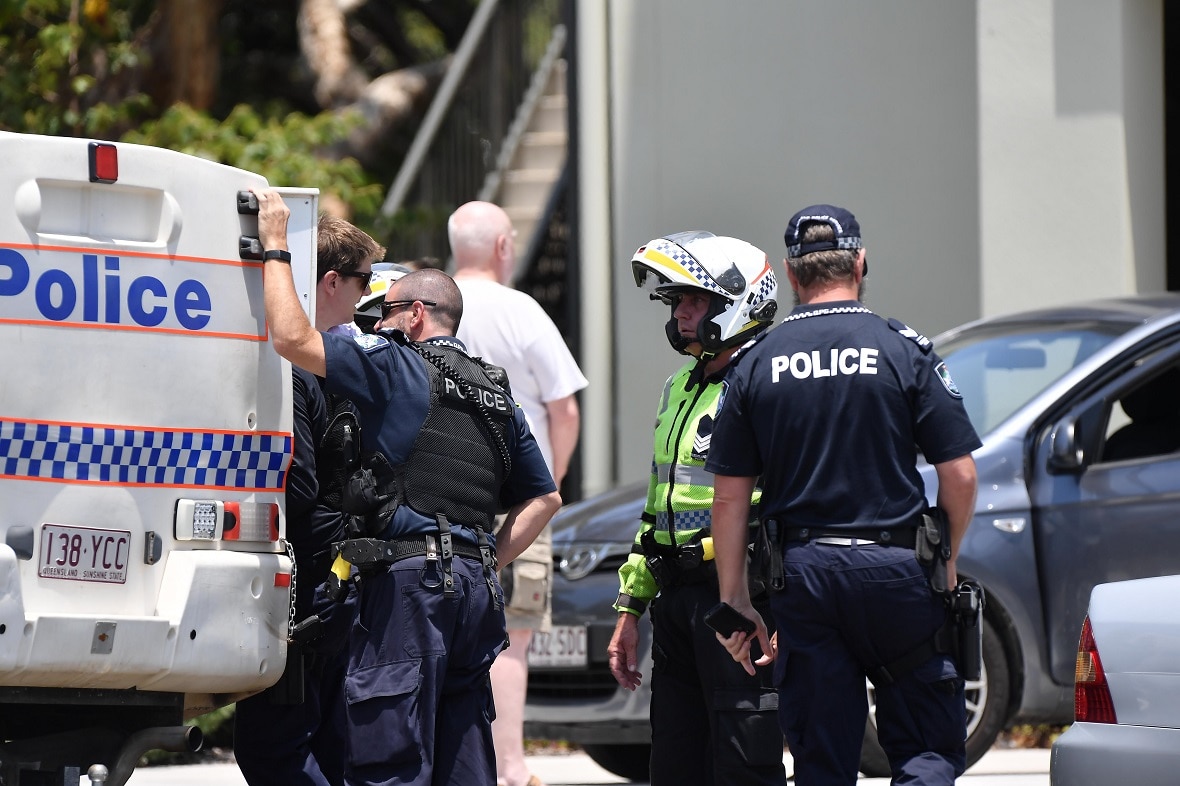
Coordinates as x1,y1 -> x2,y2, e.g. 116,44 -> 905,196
937,321 -> 1130,436
1099,364 -> 1180,463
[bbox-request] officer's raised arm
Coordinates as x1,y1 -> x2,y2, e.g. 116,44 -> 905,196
254,187 -> 326,377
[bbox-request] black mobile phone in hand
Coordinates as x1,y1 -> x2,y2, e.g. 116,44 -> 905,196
704,602 -> 757,638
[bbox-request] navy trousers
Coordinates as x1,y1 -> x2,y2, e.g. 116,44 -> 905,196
343,554 -> 506,786
771,541 -> 965,785
236,576 -> 356,786
648,580 -> 787,786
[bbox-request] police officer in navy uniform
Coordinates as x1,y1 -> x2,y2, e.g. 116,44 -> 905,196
706,204 -> 981,785
235,213 -> 380,786
254,188 -> 562,786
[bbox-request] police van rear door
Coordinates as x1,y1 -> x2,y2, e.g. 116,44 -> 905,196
0,131 -> 315,710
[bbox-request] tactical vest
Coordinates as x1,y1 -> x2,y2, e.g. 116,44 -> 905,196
347,337 -> 516,537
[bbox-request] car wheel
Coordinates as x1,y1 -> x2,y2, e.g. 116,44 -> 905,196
582,743 -> 651,782
859,616 -> 1009,778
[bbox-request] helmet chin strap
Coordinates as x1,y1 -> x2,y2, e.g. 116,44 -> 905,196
664,317 -> 693,355
685,351 -> 717,390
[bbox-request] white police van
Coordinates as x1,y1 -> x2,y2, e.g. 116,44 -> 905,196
0,131 -> 318,784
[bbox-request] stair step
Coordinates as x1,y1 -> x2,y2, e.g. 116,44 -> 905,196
530,98 -> 567,134
500,169 -> 560,208
514,132 -> 567,170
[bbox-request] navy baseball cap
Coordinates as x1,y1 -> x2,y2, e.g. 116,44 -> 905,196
784,204 -> 863,258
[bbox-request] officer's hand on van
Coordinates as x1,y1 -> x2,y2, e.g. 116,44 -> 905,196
250,187 -> 290,252
607,613 -> 643,691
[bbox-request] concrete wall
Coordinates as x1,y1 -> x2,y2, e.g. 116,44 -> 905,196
978,0 -> 1164,316
575,0 -> 1165,491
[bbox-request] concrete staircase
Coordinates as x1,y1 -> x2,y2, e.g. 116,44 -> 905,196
494,59 -> 568,264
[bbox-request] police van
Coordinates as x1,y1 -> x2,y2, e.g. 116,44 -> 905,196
0,131 -> 318,784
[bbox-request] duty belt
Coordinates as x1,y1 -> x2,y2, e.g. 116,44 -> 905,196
328,513 -> 500,610
335,535 -> 486,568
780,524 -> 919,550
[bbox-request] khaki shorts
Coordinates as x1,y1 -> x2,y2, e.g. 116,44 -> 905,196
495,519 -> 552,631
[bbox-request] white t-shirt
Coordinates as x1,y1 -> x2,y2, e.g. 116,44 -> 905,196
455,278 -> 588,475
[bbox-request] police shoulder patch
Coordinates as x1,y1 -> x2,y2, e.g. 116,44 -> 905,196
934,361 -> 962,398
887,318 -> 932,354
352,333 -> 389,353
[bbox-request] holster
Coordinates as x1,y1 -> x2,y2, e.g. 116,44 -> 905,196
751,519 -> 784,593
341,452 -> 401,537
640,529 -> 685,589
949,580 -> 985,681
916,506 -> 952,595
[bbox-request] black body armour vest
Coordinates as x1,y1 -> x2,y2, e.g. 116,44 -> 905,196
351,338 -> 516,537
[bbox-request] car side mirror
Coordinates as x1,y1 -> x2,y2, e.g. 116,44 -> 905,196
1048,417 -> 1085,472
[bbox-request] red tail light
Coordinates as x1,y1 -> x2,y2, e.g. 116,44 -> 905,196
1074,616 -> 1117,723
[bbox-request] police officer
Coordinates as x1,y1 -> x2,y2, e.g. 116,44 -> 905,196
235,212 -> 379,786
608,232 -> 786,786
254,188 -> 562,786
706,205 -> 981,785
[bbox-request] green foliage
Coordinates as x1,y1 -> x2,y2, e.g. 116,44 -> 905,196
0,0 -> 155,137
123,103 -> 386,230
400,7 -> 450,62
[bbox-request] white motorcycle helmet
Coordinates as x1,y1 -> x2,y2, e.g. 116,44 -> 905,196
353,262 -> 412,333
631,231 -> 778,355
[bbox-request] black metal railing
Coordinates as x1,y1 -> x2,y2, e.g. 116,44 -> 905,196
380,0 -> 564,263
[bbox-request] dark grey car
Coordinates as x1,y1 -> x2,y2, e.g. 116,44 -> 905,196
525,293 -> 1180,780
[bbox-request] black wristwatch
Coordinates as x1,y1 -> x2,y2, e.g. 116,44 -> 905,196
263,249 -> 292,263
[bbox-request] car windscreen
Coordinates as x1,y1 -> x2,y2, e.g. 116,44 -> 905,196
935,320 -> 1133,436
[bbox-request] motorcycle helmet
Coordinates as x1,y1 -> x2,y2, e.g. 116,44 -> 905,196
631,231 -> 778,355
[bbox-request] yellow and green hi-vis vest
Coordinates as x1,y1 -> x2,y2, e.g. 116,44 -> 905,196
614,360 -> 760,615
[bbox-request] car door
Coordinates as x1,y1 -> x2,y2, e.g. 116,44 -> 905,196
1029,337 -> 1180,686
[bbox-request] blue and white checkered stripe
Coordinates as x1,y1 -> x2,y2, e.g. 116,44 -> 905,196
0,419 -> 291,490
786,235 -> 861,257
649,239 -> 729,297
753,270 -> 776,303
655,508 -> 712,532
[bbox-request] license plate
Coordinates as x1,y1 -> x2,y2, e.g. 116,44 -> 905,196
38,524 -> 131,584
527,625 -> 588,668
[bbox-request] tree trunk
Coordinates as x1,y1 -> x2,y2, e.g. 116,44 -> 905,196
149,0 -> 226,110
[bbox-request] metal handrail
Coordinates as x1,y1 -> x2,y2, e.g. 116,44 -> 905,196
380,0 -> 503,218
376,0 -> 564,264
478,23 -> 567,203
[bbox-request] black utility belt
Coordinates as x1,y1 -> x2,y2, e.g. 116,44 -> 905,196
388,534 -> 486,562
338,535 -> 487,572
781,525 -> 919,550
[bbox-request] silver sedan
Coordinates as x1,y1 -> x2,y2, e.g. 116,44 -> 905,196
1050,574 -> 1180,785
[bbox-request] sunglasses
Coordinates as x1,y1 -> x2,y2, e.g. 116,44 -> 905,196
381,299 -> 437,318
336,269 -> 373,288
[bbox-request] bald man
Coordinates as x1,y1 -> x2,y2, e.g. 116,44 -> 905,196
449,201 -> 588,786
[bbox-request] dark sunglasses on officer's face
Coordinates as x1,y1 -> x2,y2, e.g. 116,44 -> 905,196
381,299 -> 437,318
336,269 -> 373,288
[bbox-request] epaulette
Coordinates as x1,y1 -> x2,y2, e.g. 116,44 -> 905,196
352,332 -> 391,353
887,318 -> 932,354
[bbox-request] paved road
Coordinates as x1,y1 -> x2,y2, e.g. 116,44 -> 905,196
107,747 -> 1052,785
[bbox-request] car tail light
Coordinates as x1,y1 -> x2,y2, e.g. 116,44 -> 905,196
1074,616 -> 1117,723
